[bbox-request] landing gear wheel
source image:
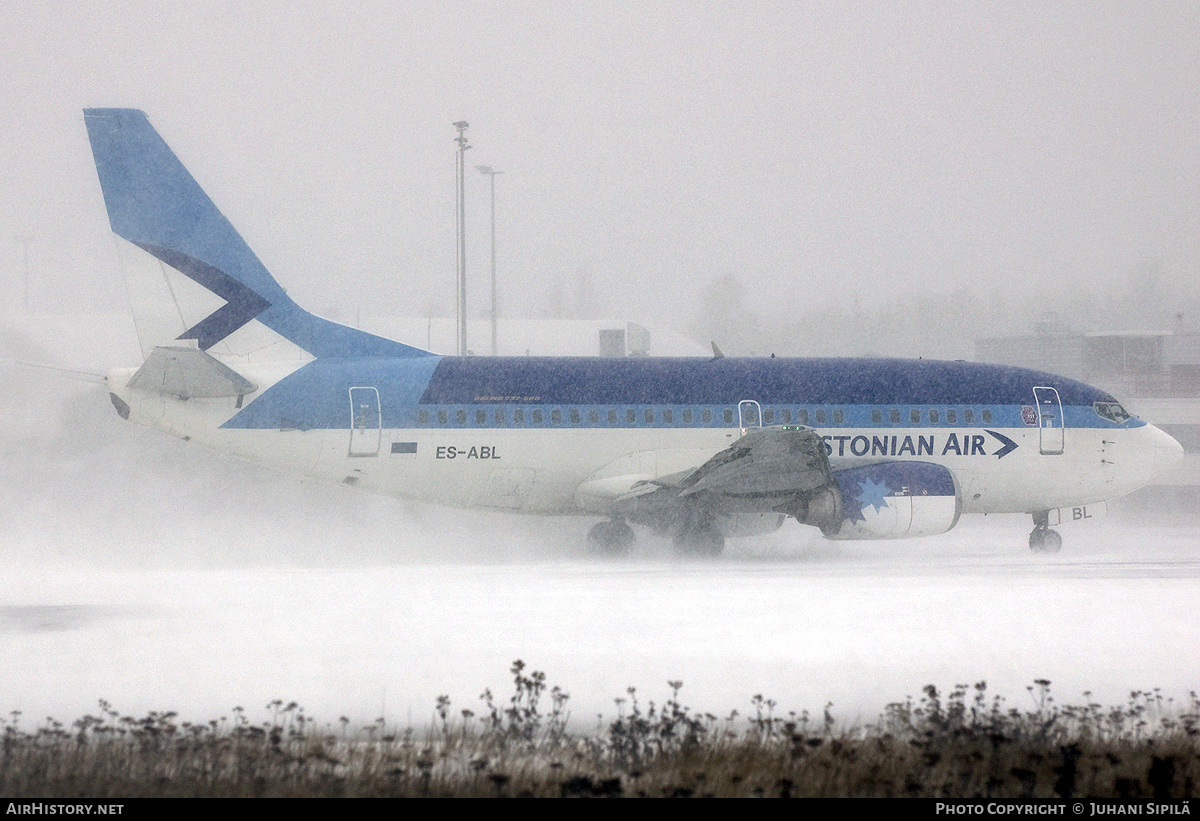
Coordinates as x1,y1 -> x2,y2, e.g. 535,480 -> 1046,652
587,520 -> 636,556
1027,511 -> 1062,553
1028,527 -> 1062,553
673,524 -> 725,557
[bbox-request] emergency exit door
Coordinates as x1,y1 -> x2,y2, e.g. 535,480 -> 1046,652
738,399 -> 762,434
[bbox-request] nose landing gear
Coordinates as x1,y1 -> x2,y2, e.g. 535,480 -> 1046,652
1028,510 -> 1062,553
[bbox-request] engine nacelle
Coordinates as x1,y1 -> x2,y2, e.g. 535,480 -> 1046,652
820,462 -> 961,540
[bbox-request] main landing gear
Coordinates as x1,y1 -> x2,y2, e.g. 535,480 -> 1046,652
586,519 -> 636,556
585,517 -> 726,557
1028,511 -> 1062,553
672,521 -> 725,557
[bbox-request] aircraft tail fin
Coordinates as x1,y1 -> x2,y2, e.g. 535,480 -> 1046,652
83,109 -> 429,362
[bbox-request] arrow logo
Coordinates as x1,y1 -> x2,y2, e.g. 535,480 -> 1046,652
985,429 -> 1019,459
135,242 -> 271,350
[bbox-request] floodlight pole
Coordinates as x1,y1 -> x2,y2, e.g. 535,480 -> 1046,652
477,166 -> 504,356
453,121 -> 470,356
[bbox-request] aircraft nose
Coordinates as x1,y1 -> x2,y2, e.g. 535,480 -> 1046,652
1148,424 -> 1184,479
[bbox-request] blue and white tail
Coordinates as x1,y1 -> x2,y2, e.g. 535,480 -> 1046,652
84,109 -> 429,363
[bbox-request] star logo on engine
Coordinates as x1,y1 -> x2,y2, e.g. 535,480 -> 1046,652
856,478 -> 892,513
843,476 -> 892,523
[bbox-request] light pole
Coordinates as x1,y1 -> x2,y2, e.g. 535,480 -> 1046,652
477,166 -> 503,356
453,121 -> 470,356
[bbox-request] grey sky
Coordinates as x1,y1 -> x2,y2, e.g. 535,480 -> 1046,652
2,1 -> 1197,338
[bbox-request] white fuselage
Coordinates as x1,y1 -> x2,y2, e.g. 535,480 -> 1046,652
108,363 -> 1180,522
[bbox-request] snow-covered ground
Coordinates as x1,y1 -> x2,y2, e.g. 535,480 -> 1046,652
2,519 -> 1197,732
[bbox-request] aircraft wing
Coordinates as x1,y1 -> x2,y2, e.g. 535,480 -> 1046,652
580,426 -> 964,546
580,426 -> 839,530
676,426 -> 832,502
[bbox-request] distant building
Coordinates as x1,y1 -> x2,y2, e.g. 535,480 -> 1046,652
977,317 -> 1200,514
355,317 -> 708,358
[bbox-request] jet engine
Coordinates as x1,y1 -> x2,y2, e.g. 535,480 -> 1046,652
815,461 -> 961,540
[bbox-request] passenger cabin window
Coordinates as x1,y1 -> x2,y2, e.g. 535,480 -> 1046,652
702,408 -> 713,424
663,408 -> 673,424
833,409 -> 843,424
513,408 -> 525,425
815,409 -> 826,424
418,409 -> 429,426
781,409 -> 791,424
890,409 -> 901,424
797,409 -> 808,425
438,409 -> 448,425
910,409 -> 921,424
982,409 -> 992,424
929,409 -> 938,424
551,409 -> 562,425
682,409 -> 693,424
607,409 -> 617,425
644,409 -> 654,424
872,409 -> 882,424
964,409 -> 974,424
570,408 -> 580,424
946,409 -> 956,424
588,409 -> 598,424
723,408 -> 734,424
626,409 -> 636,425
456,409 -> 467,425
532,409 -> 543,424
763,408 -> 774,425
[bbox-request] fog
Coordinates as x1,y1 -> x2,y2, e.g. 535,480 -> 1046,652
2,3 -> 1198,341
1,3 -> 1197,729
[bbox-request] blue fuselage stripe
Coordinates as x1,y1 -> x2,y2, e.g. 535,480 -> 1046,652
417,357 -> 1107,406
221,356 -> 1135,432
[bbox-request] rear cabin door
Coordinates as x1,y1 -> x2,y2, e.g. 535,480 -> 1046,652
1033,386 -> 1064,455
349,386 -> 381,457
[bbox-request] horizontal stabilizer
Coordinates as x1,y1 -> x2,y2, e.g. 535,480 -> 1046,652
127,346 -> 258,399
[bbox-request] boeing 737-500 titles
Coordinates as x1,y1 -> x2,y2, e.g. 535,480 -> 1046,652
83,109 -> 1184,555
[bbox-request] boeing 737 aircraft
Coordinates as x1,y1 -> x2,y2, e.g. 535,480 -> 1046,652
83,109 -> 1184,555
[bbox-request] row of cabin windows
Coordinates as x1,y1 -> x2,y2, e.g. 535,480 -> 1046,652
758,408 -> 841,425
867,407 -> 991,425
422,407 -> 726,427
415,406 -> 993,427
737,407 -> 990,425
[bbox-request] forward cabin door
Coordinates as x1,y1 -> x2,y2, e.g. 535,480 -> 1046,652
1033,386 -> 1064,455
349,386 -> 381,457
738,400 -> 762,436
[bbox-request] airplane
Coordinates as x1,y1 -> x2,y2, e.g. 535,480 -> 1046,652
82,108 -> 1184,556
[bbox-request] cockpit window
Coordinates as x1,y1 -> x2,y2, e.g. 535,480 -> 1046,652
1094,402 -> 1130,424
